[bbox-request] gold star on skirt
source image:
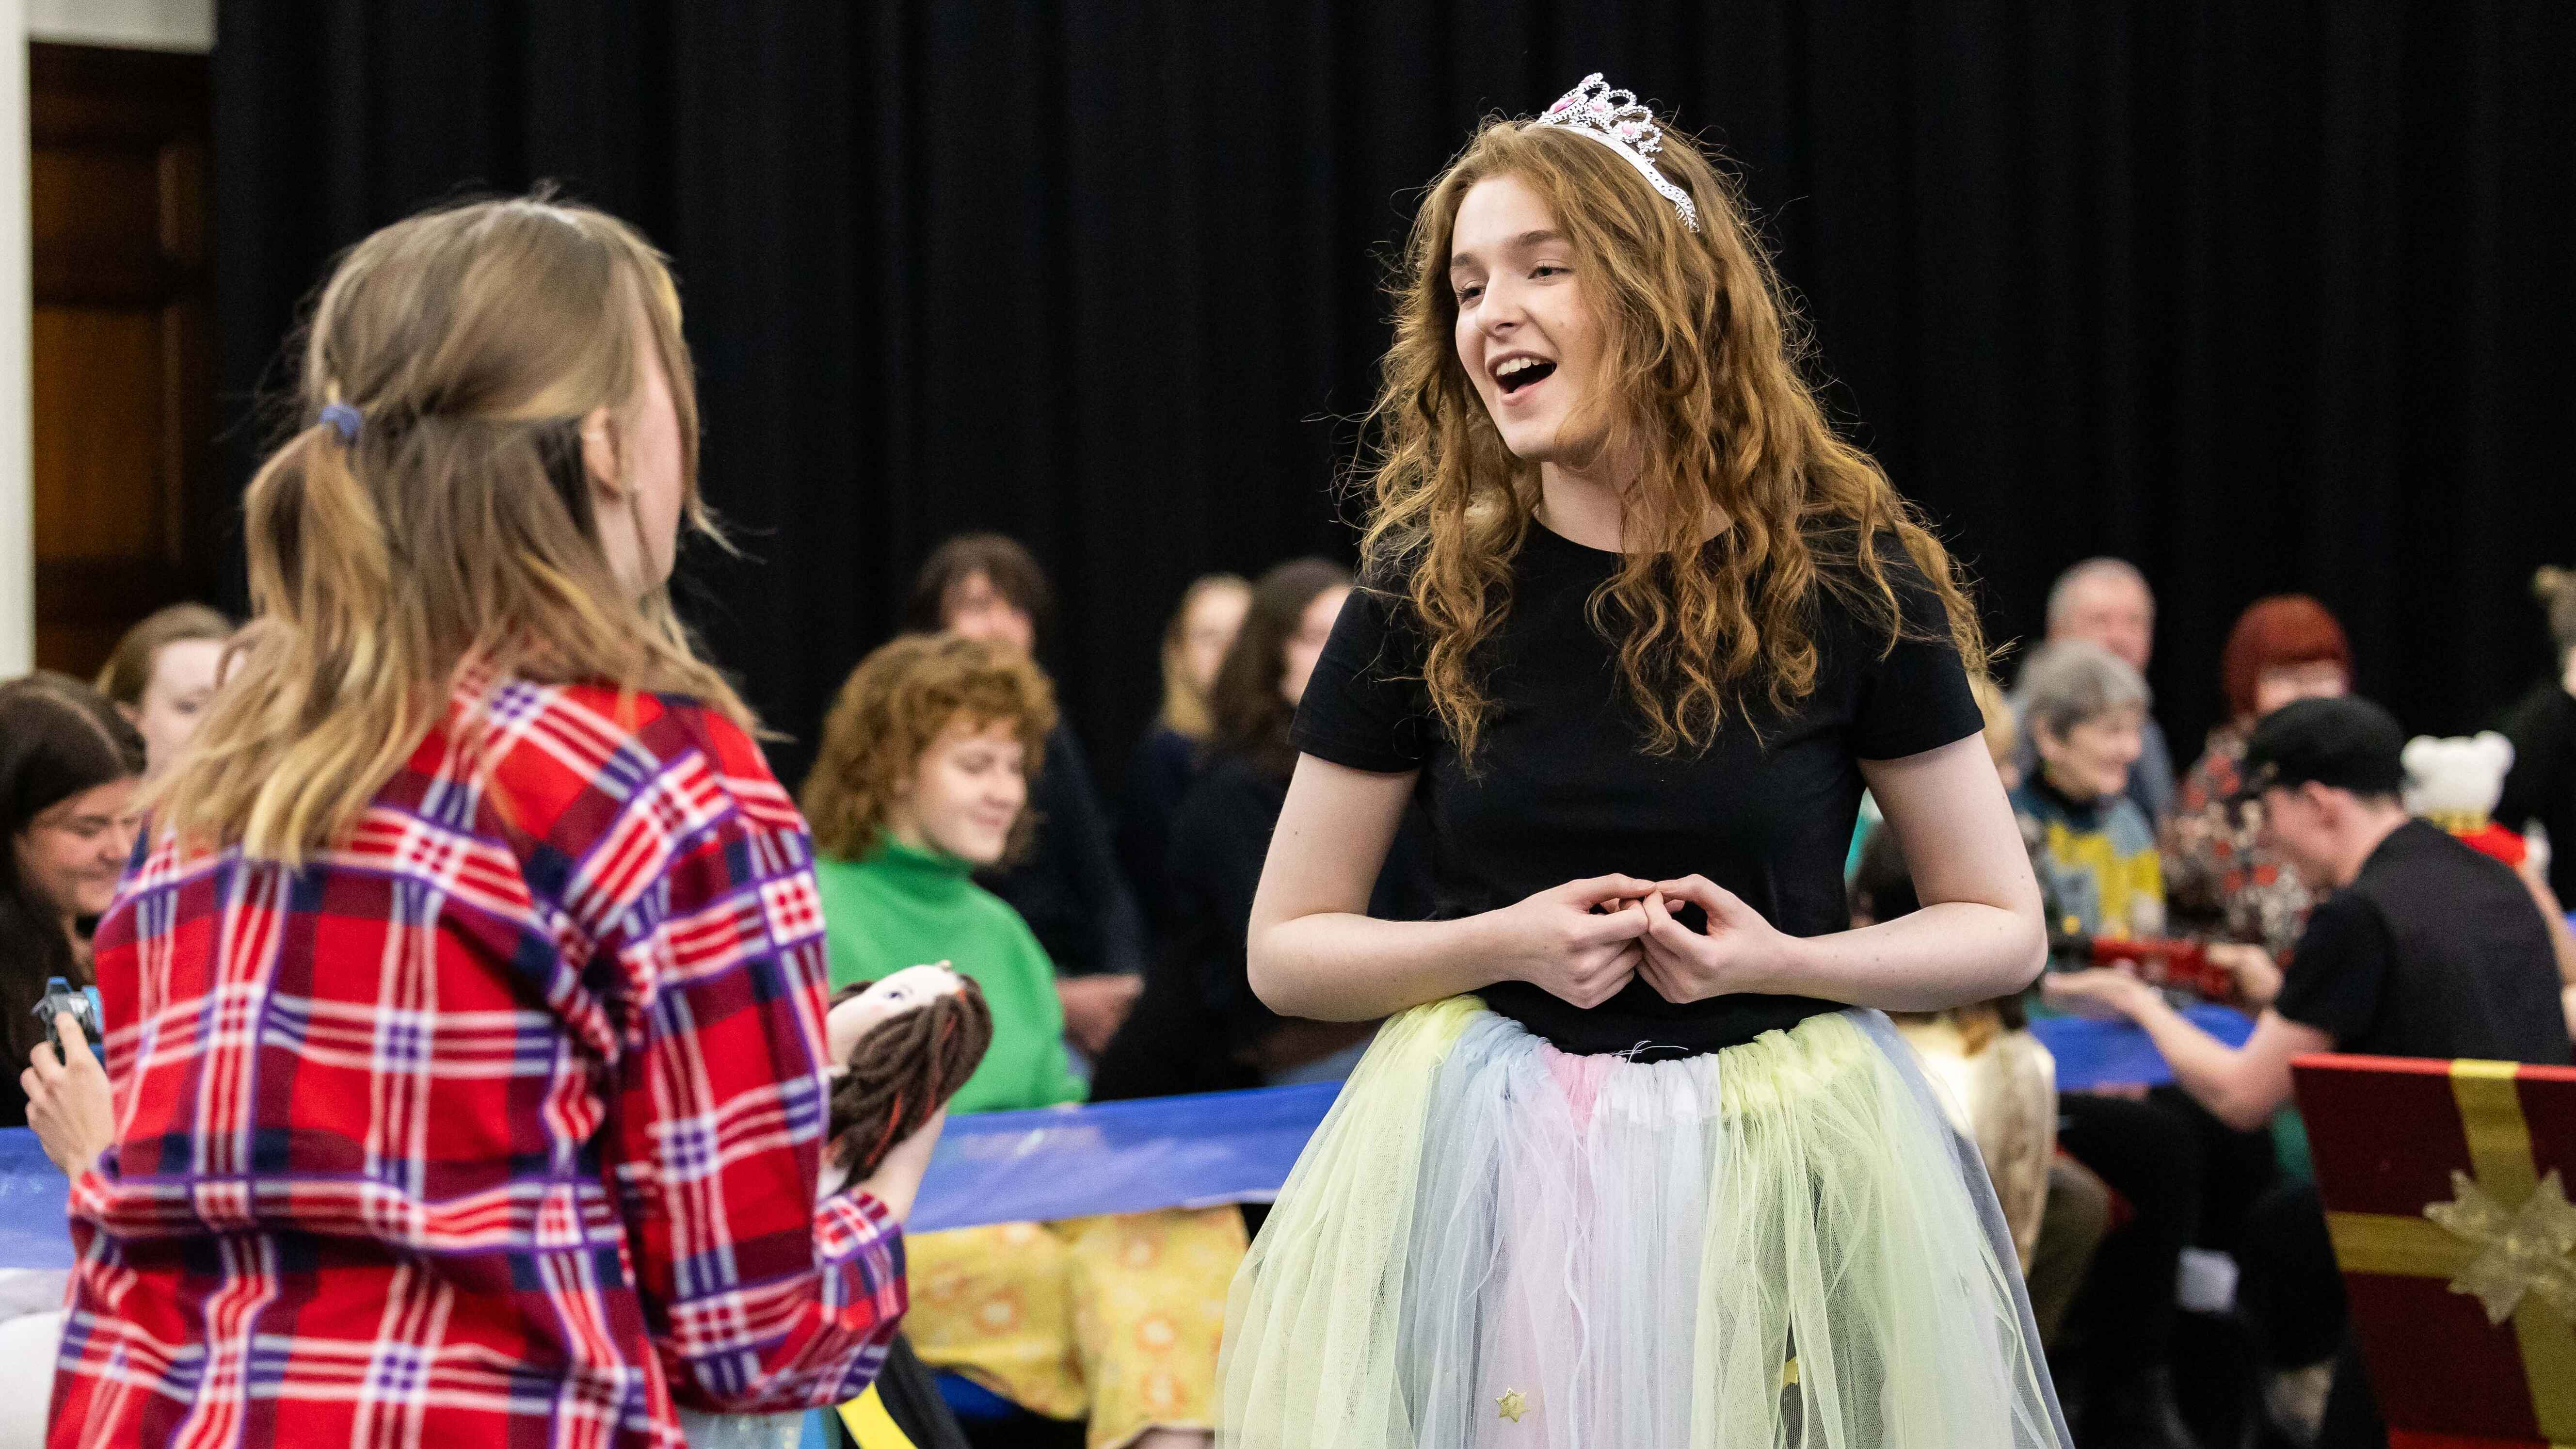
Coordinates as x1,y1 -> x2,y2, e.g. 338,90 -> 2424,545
1497,1388 -> 1529,1422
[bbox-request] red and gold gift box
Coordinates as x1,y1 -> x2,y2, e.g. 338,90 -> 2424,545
2293,1053 -> 2576,1448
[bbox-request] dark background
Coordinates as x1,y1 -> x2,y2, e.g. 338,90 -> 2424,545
213,1 -> 2576,793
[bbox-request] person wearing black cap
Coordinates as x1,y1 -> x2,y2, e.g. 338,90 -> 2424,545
2048,694 -> 2569,1086
2043,695 -> 2571,1446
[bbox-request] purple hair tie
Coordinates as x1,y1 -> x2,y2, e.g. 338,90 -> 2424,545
320,402 -> 362,444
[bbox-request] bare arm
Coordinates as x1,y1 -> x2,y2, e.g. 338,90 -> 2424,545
2045,968 -> 2332,1130
2518,858 -> 2576,988
1247,755 -> 1654,1022
1635,736 -> 2047,1012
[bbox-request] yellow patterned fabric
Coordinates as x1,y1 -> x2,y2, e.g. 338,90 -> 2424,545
1893,1009 -> 2060,1270
906,1208 -> 1249,1449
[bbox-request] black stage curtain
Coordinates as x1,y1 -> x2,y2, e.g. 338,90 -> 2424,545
214,2 -> 2576,790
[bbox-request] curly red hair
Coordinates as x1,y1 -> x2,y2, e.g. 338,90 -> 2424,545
800,633 -> 1056,862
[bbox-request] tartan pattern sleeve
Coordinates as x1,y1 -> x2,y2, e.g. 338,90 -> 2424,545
48,678 -> 905,1449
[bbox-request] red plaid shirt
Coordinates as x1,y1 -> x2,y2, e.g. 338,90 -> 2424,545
49,676 -> 905,1449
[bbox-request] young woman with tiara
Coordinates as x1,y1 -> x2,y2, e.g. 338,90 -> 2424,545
41,197 -> 931,1449
1222,78 -> 2069,1447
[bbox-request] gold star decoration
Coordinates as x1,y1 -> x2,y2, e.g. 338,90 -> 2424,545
1497,1388 -> 1529,1423
2423,1167 -> 2576,1325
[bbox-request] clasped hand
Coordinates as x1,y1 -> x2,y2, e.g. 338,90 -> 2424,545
1501,874 -> 1791,1008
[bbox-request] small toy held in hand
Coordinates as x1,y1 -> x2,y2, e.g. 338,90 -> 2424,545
823,963 -> 993,1182
33,976 -> 103,1059
680,973 -> 989,1449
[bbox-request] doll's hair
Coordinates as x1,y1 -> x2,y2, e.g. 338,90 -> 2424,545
2537,567 -> 2576,661
826,975 -> 994,1180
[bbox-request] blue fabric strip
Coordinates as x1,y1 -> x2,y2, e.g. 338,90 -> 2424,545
0,1014 -> 2255,1270
2032,1004 -> 2255,1093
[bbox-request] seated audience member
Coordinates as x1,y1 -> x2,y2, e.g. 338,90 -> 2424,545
904,532 -> 1146,1054
1,675 -> 143,1131
2164,595 -> 2352,956
2045,695 -> 2575,1447
2019,558 -> 2177,822
1091,561 -> 1431,1101
92,602 -> 232,778
2008,642 -> 2215,1449
1118,572 -> 1250,933
2013,639 -> 2166,941
1857,827 -> 2110,1351
1862,677 -> 2104,1344
2499,565 -> 2576,904
800,633 -> 1244,1449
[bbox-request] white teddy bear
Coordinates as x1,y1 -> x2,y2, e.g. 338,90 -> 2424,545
2401,731 -> 2517,834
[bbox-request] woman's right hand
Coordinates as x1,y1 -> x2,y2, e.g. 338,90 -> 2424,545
1489,875 -> 1656,1009
851,1106 -> 946,1224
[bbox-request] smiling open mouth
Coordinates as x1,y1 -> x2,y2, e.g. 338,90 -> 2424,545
1496,357 -> 1556,395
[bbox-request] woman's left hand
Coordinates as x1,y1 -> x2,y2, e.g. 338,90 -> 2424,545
1635,876 -> 1794,1004
2040,967 -> 2155,1022
22,1012 -> 114,1178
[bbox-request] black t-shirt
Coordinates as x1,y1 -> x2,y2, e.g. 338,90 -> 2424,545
2496,681 -> 2576,903
1290,522 -> 1984,1056
2275,820 -> 2573,1064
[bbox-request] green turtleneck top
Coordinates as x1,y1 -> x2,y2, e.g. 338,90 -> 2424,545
812,834 -> 1086,1114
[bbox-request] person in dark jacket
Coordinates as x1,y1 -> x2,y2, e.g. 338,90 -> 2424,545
1118,573 -> 1250,934
903,533 -> 1146,1056
2498,565 -> 2576,905
1091,559 -> 1430,1101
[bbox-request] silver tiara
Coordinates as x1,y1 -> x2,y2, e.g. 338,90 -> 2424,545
1531,73 -> 1701,233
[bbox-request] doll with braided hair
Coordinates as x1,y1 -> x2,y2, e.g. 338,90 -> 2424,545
682,965 -> 991,1449
819,963 -> 993,1191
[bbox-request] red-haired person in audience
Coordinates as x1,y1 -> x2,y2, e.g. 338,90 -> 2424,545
802,632 -> 1243,1449
904,534 -> 1148,1057
2162,595 -> 2352,959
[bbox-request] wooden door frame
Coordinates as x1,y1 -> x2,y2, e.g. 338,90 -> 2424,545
0,1 -> 216,676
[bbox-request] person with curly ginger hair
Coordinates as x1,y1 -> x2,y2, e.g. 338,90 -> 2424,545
1221,75 -> 2065,1447
802,633 -> 1246,1449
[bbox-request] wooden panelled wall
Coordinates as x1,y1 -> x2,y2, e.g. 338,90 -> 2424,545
29,42 -> 216,677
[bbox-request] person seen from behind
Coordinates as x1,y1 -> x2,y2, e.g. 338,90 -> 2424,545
29,196 -> 929,1449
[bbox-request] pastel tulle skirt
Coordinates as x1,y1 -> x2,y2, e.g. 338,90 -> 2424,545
1219,999 -> 2072,1449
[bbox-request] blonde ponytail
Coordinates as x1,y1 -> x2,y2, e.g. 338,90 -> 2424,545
155,198 -> 750,864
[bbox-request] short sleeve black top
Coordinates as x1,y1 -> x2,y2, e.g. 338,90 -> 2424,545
2273,820 -> 2573,1065
1290,522 -> 1984,1056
